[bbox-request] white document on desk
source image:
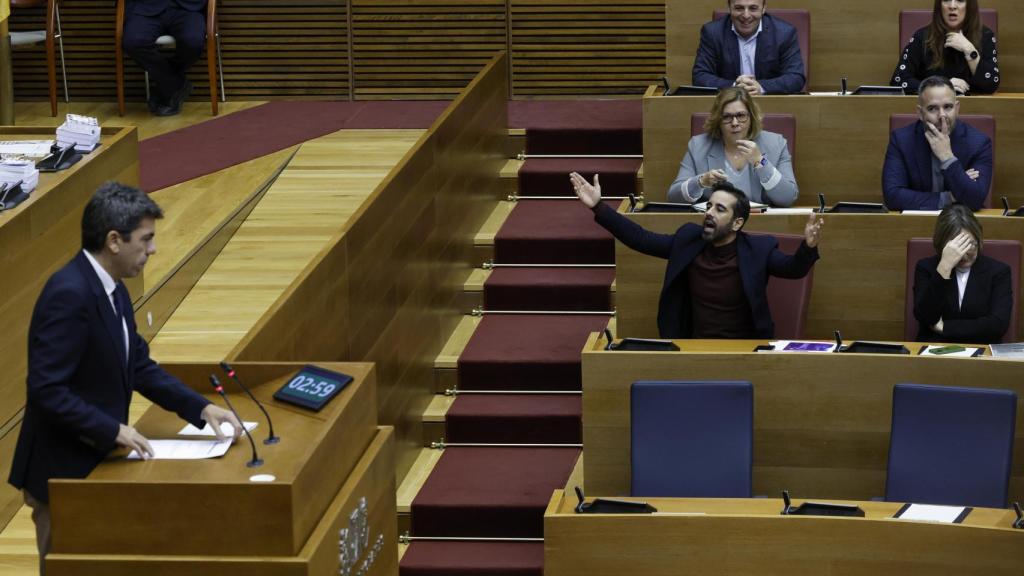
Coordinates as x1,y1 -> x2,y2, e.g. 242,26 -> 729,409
127,439 -> 232,460
894,503 -> 969,524
178,421 -> 257,437
0,140 -> 54,156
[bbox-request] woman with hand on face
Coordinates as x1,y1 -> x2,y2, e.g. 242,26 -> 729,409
892,0 -> 999,95
667,87 -> 798,207
914,204 -> 1012,343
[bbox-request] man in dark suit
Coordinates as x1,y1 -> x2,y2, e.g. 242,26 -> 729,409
8,182 -> 240,574
692,0 -> 805,95
883,75 -> 992,211
570,173 -> 823,339
122,0 -> 208,116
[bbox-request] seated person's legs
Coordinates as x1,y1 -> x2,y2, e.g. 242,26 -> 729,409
164,7 -> 206,85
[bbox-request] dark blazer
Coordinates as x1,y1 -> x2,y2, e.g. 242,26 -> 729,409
882,120 -> 992,211
692,14 -> 805,95
914,253 -> 1012,344
8,252 -> 210,503
130,0 -> 207,17
891,26 -> 999,95
593,202 -> 818,338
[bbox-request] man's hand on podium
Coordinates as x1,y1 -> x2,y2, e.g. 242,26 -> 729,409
201,404 -> 244,442
116,424 -> 154,460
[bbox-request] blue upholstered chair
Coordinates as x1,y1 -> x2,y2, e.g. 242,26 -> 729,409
886,383 -> 1017,508
631,380 -> 753,497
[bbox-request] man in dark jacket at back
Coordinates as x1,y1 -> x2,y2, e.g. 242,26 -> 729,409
122,0 -> 208,116
692,0 -> 805,95
570,173 -> 823,339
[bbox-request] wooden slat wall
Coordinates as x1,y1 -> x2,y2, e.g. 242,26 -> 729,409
9,0 -> 350,103
351,0 -> 507,100
228,53 -> 508,480
510,0 -> 665,96
10,1 -> 663,101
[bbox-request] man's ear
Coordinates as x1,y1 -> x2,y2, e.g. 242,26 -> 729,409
105,230 -> 121,254
732,217 -> 745,232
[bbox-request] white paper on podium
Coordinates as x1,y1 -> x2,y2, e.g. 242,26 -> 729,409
178,421 -> 258,437
127,439 -> 232,460
894,503 -> 968,524
921,345 -> 983,358
0,140 -> 54,156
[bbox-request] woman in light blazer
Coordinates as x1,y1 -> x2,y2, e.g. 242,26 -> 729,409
668,87 -> 798,207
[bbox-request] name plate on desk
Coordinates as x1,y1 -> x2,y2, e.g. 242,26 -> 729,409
273,364 -> 352,411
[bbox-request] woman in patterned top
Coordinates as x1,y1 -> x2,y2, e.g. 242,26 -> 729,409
891,0 -> 999,95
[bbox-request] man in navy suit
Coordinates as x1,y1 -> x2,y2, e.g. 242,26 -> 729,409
692,0 -> 805,95
883,75 -> 992,211
122,0 -> 208,116
570,173 -> 823,339
8,182 -> 240,573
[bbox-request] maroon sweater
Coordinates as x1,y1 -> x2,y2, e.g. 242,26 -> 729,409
687,239 -> 757,338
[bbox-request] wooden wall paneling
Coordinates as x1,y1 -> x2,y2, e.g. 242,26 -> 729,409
230,53 -> 509,481
510,0 -> 665,96
9,0 -> 350,103
351,0 -> 507,99
643,95 -> 1024,207
218,0 -> 350,99
667,0 -> 1024,94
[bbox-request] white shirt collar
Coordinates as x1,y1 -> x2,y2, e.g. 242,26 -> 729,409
83,249 -> 117,300
732,19 -> 763,42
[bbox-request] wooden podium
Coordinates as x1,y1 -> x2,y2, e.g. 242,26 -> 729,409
46,362 -> 397,576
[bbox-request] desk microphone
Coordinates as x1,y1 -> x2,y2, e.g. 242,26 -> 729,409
209,375 -> 263,468
220,361 -> 280,445
1013,502 -> 1023,529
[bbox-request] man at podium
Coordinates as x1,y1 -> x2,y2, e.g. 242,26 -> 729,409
7,182 -> 240,574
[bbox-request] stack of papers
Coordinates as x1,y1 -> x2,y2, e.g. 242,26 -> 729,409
56,114 -> 101,153
990,343 -> 1024,358
0,159 -> 39,194
0,140 -> 54,156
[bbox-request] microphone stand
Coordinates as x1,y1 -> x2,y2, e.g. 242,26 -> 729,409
221,361 -> 280,444
209,375 -> 263,468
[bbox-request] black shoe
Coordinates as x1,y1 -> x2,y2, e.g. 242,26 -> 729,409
153,103 -> 182,117
171,79 -> 193,110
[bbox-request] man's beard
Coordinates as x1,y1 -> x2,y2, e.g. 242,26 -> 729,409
701,216 -> 731,242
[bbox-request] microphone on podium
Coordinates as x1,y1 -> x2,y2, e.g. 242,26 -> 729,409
220,361 -> 280,445
209,374 -> 263,468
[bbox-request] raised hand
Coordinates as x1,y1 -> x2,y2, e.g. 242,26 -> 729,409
937,230 -> 975,278
804,212 -> 824,248
945,31 -> 976,56
570,172 -> 601,208
735,139 -> 763,167
923,117 -> 954,163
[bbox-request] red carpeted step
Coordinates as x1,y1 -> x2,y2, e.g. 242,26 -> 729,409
517,157 -> 641,197
458,314 -> 610,391
410,447 -> 580,537
484,267 -> 614,311
508,100 -> 642,155
494,200 -> 619,264
400,541 -> 543,576
446,394 -> 582,444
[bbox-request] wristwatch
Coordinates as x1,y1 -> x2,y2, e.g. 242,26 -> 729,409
757,154 -> 768,168
968,50 -> 979,61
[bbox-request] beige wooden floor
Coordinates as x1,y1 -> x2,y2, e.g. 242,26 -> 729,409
0,103 -> 425,574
